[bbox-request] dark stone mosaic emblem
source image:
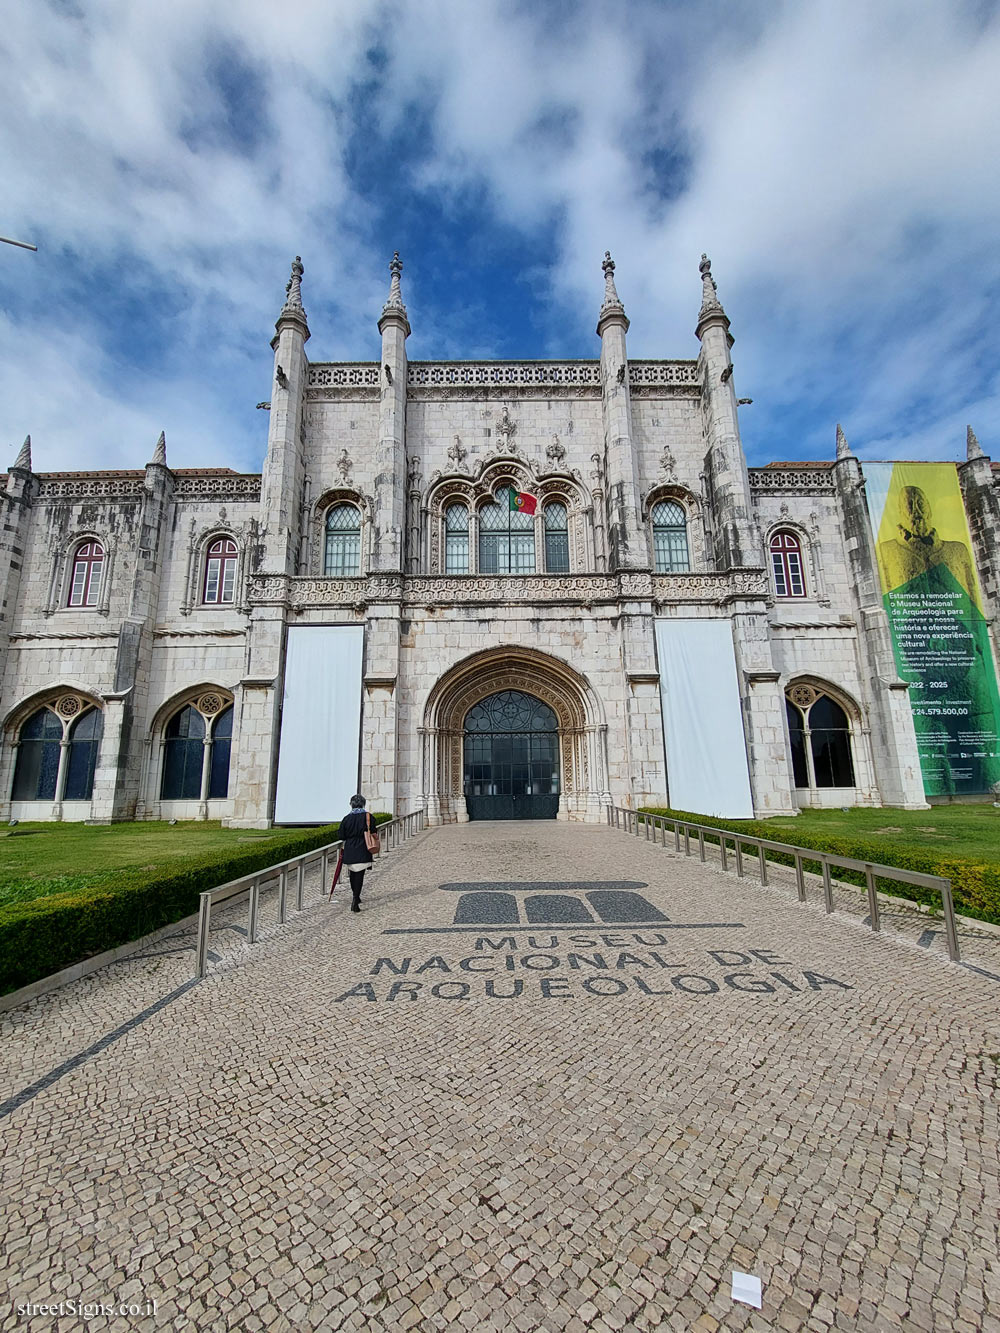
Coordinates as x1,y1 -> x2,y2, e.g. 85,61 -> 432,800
440,881 -> 668,926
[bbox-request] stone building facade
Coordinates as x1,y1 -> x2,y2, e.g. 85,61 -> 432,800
1,254 -> 998,825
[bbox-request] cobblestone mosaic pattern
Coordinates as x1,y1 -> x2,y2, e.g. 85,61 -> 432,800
2,822 -> 999,1331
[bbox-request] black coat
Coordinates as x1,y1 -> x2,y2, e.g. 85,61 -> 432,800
337,810 -> 373,866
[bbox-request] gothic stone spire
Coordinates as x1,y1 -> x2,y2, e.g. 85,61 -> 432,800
11,435 -> 31,471
835,422 -> 853,461
698,253 -> 725,320
596,250 -> 629,336
967,424 -> 986,461
150,431 -> 167,467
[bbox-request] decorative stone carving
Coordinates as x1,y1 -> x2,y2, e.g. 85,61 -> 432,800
197,692 -> 224,717
658,445 -> 677,481
788,683 -> 819,710
496,406 -> 517,448
748,469 -> 835,495
55,694 -> 84,720
546,435 -> 566,466
336,449 -> 353,483
447,436 -> 468,468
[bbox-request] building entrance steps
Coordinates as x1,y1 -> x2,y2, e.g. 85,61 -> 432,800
2,820 -> 999,1330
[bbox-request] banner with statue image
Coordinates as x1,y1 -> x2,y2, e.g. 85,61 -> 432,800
864,461 -> 1000,796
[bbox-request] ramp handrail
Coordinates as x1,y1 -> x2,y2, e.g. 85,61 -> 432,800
193,808 -> 427,979
607,805 -> 960,962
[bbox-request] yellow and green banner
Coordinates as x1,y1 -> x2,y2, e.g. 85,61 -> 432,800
865,462 -> 1000,795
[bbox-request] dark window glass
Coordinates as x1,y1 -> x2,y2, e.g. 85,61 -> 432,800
161,706 -> 206,800
208,706 -> 233,799
651,500 -> 690,573
64,708 -> 103,800
203,538 -> 238,604
324,505 -> 361,576
543,502 -> 569,573
808,695 -> 854,786
478,488 -> 535,574
770,530 -> 806,597
444,504 -> 469,574
785,700 -> 809,788
12,708 -> 62,800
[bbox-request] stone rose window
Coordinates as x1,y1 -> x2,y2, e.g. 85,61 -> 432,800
770,529 -> 806,598
68,540 -> 105,608
11,700 -> 103,802
202,537 -> 238,604
651,501 -> 690,573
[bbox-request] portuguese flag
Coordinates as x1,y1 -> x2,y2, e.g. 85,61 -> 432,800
509,490 -> 537,516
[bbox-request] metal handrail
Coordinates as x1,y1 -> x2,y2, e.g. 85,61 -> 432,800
193,808 -> 427,979
607,805 -> 960,962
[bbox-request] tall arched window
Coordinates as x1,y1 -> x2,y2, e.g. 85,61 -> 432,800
770,530 -> 806,598
11,708 -> 63,800
478,487 -> 535,574
444,503 -> 469,574
543,502 -> 569,573
203,538 -> 238,604
161,706 -> 206,800
68,541 -> 104,607
324,505 -> 361,576
64,708 -> 104,800
785,687 -> 855,789
208,705 -> 233,799
651,501 -> 690,573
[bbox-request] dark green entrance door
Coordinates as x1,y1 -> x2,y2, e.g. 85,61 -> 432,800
464,690 -> 560,820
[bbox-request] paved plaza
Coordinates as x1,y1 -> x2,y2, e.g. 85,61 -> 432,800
2,821 -> 1000,1332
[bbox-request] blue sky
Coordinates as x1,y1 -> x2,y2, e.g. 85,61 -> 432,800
2,0 -> 999,475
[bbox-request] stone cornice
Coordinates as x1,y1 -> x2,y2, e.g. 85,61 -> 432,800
249,569 -> 769,611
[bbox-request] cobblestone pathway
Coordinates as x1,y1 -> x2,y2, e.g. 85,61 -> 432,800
2,821 -> 999,1332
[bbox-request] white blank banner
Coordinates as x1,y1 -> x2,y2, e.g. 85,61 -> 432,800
655,618 -> 754,818
274,625 -> 364,824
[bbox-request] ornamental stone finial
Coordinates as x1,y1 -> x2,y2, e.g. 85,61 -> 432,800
698,252 -> 724,317
11,434 -> 31,471
967,424 -> 986,461
596,250 -> 628,335
379,251 -> 410,335
835,423 -> 853,460
283,255 -> 304,311
150,430 -> 167,467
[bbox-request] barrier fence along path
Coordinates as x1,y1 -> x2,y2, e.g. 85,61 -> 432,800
608,806 -> 962,963
193,810 -> 427,980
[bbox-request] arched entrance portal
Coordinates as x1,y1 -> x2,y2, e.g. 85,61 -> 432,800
464,690 -> 559,820
421,646 -> 611,823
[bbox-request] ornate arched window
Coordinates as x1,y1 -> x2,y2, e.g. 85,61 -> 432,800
68,540 -> 104,607
785,685 -> 855,789
478,487 -> 535,574
12,708 -> 63,800
444,503 -> 469,574
203,538 -> 238,604
10,702 -> 103,801
543,501 -> 569,573
161,706 -> 206,800
324,504 -> 362,576
161,697 -> 234,802
770,530 -> 806,598
651,501 -> 690,573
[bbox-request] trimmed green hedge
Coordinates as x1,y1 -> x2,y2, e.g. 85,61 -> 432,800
0,813 -> 394,996
638,807 -> 1000,927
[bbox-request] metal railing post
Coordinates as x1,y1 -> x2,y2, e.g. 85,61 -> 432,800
673,821 -> 680,851
940,880 -> 961,962
698,830 -> 705,862
278,868 -> 288,925
865,864 -> 880,933
719,836 -> 728,871
822,858 -> 834,913
759,842 -> 768,885
248,878 -> 260,944
195,893 -> 211,980
645,813 -> 651,840
296,861 -> 305,911
794,853 -> 806,902
684,826 -> 690,857
735,838 -> 744,878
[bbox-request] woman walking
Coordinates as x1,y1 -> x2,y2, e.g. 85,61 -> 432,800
337,794 -> 374,913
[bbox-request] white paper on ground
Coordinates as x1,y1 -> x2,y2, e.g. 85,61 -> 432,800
731,1271 -> 763,1308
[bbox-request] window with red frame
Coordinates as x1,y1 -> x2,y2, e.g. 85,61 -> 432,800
770,530 -> 806,598
203,538 -> 238,604
68,541 -> 104,608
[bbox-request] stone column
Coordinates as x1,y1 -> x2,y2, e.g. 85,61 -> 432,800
596,254 -> 646,572
372,254 -> 410,574
260,257 -> 310,576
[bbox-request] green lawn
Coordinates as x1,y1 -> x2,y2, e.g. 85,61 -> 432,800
748,804 -> 1000,866
0,821 -> 333,909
